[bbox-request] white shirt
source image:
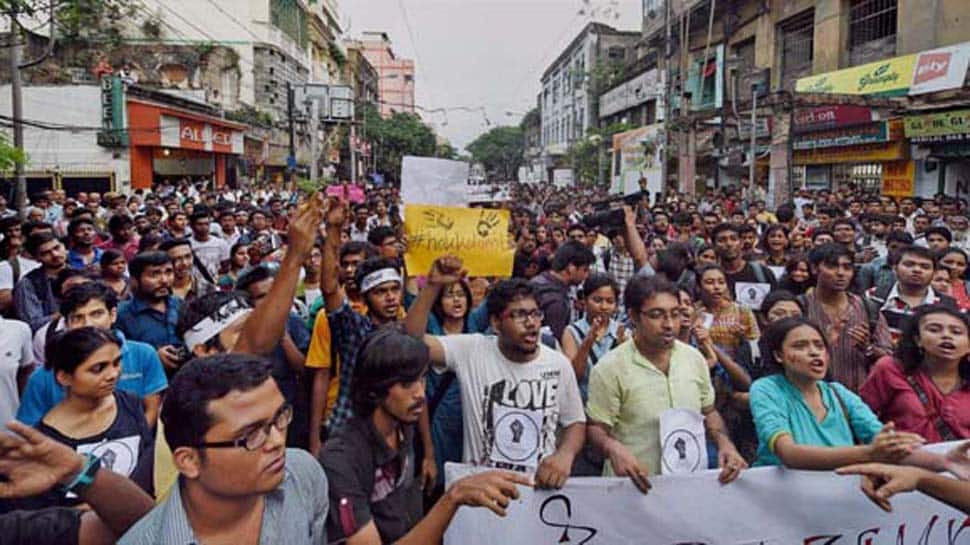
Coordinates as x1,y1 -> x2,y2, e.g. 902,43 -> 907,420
0,256 -> 42,291
436,334 -> 586,471
189,236 -> 230,279
0,317 -> 34,430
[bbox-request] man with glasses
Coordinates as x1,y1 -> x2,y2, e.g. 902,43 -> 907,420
406,256 -> 586,489
586,275 -> 747,492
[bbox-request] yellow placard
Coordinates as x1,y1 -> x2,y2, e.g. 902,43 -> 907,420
882,160 -> 915,197
796,55 -> 916,96
404,204 -> 514,277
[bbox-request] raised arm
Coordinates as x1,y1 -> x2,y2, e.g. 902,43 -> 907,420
623,205 -> 648,270
404,255 -> 466,365
321,198 -> 348,312
234,193 -> 323,355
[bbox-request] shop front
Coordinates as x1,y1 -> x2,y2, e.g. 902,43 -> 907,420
127,98 -> 245,190
905,109 -> 970,198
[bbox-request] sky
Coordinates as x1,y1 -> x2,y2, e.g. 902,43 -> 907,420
340,0 -> 643,152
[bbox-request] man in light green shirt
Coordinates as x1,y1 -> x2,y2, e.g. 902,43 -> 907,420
586,276 -> 747,493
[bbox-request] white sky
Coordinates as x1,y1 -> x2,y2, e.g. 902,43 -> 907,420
340,0 -> 643,151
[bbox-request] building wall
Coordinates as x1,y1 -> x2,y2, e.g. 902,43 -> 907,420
0,85 -> 130,188
358,32 -> 415,117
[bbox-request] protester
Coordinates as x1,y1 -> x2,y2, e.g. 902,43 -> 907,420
98,249 -> 129,299
115,252 -> 184,372
14,232 -> 68,331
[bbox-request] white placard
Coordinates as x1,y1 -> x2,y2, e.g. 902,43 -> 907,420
400,156 -> 471,206
444,441 -> 968,545
735,281 -> 771,310
659,408 -> 708,475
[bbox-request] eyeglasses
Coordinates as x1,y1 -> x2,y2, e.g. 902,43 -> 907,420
503,309 -> 544,324
196,403 -> 293,451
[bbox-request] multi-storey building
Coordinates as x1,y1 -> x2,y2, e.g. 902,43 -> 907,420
357,31 -> 415,117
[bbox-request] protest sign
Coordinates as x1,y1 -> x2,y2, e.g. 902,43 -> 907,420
445,441 -> 969,545
404,204 -> 513,277
324,184 -> 365,203
401,156 -> 471,206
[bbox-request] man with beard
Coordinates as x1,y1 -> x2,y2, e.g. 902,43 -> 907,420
320,199 -> 436,490
14,232 -> 68,331
406,257 -> 586,489
99,215 -> 140,262
711,223 -> 776,311
585,275 -> 747,491
305,240 -> 376,454
66,218 -> 103,270
801,244 -> 892,392
948,215 -> 970,252
115,251 -> 184,373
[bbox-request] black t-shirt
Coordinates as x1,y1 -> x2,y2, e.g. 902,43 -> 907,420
0,508 -> 80,545
724,261 -> 778,310
319,416 -> 422,544
34,391 -> 154,506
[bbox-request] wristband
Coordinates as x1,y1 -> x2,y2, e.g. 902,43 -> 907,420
59,453 -> 101,496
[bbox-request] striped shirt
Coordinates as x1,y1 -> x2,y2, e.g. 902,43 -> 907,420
867,284 -> 948,345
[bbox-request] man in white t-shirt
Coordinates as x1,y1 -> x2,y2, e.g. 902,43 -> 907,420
189,210 -> 229,279
0,316 -> 34,430
406,256 -> 586,489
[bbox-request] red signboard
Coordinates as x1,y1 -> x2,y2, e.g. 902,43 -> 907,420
913,52 -> 952,85
794,105 -> 874,133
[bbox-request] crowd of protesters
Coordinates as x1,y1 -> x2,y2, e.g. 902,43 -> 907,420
0,177 -> 968,545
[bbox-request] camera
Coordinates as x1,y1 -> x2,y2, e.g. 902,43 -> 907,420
581,191 -> 646,230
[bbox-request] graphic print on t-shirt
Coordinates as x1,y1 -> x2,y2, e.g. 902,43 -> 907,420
480,369 -> 560,471
70,435 -> 140,498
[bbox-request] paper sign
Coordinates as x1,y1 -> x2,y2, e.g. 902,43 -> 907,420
659,408 -> 707,475
735,281 -> 770,310
443,441 -> 966,545
325,184 -> 365,203
404,204 -> 514,277
767,265 -> 786,280
401,156 -> 471,206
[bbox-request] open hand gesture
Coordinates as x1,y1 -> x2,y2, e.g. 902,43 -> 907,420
0,421 -> 84,499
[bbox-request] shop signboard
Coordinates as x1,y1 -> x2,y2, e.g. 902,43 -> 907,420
97,76 -> 128,148
793,105 -> 874,133
796,42 -> 970,97
796,55 -> 915,96
599,69 -> 660,119
904,109 -> 970,143
882,160 -> 915,197
793,139 -> 907,165
793,121 -> 889,150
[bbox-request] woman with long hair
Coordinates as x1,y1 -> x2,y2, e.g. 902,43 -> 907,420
219,242 -> 250,290
750,317 -> 970,476
758,224 -> 790,273
938,248 -> 970,312
861,304 -> 970,441
35,327 -> 154,506
778,254 -> 813,296
98,249 -> 129,300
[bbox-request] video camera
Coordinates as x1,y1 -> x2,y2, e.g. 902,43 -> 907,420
582,191 -> 648,230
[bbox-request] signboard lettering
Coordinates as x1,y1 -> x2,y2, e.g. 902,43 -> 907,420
794,121 -> 889,150
882,160 -> 915,197
905,109 -> 970,142
404,205 -> 513,277
794,105 -> 874,132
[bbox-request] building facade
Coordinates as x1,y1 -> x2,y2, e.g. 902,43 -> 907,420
358,31 -> 415,117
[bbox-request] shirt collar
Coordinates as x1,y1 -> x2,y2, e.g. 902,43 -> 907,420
363,417 -> 414,467
885,283 -> 937,307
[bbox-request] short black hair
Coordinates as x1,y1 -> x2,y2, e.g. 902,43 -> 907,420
161,353 -> 276,450
886,230 -> 915,245
235,264 -> 274,293
24,231 -> 58,256
350,326 -> 429,416
367,225 -> 396,247
775,204 -> 794,224
761,289 -> 804,316
485,278 -> 535,319
176,291 -> 250,351
924,226 -> 952,242
52,268 -> 90,299
189,210 -> 211,223
580,273 -> 619,300
831,217 -> 855,230
339,240 -> 377,262
623,275 -> 679,316
99,248 -> 125,269
129,251 -> 172,279
550,240 -> 595,271
808,243 -> 854,267
107,214 -> 133,233
67,218 -> 96,237
60,281 -> 118,317
896,244 -> 936,268
710,223 -> 740,241
159,238 -> 192,253
355,257 -> 401,290
45,326 -> 120,373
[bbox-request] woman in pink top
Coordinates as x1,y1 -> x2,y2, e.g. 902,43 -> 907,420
861,304 -> 970,442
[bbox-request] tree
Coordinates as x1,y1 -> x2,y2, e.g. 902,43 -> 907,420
567,122 -> 634,188
435,141 -> 457,160
0,132 -> 27,171
358,103 -> 437,184
465,126 -> 524,182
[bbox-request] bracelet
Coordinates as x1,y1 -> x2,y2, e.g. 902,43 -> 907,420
59,453 -> 102,496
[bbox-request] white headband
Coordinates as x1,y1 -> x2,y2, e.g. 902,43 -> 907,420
359,267 -> 402,293
183,300 -> 253,350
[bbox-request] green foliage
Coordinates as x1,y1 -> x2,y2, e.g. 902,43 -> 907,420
465,126 -> 524,181
328,41 -> 347,70
55,0 -> 139,49
567,122 -> 634,187
435,142 -> 457,160
359,104 -> 436,183
0,132 -> 28,172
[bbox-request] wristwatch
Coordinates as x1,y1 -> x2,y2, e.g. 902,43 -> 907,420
59,453 -> 102,496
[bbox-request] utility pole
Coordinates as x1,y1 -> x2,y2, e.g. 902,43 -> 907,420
9,20 -> 26,215
286,82 -> 296,186
660,0 -> 671,197
309,97 -> 319,183
350,120 -> 357,185
749,84 -> 757,190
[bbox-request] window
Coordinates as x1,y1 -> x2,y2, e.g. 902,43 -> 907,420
777,9 -> 814,89
848,0 -> 897,65
608,46 -> 626,62
642,0 -> 661,17
733,38 -> 756,101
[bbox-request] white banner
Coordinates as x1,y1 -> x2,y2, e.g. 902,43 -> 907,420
910,42 -> 970,96
401,156 -> 471,206
445,443 -> 969,545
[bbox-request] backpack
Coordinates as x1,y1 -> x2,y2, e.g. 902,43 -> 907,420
749,261 -> 769,284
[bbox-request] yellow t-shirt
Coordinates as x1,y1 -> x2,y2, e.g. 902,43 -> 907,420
306,311 -> 340,422
586,339 -> 715,476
